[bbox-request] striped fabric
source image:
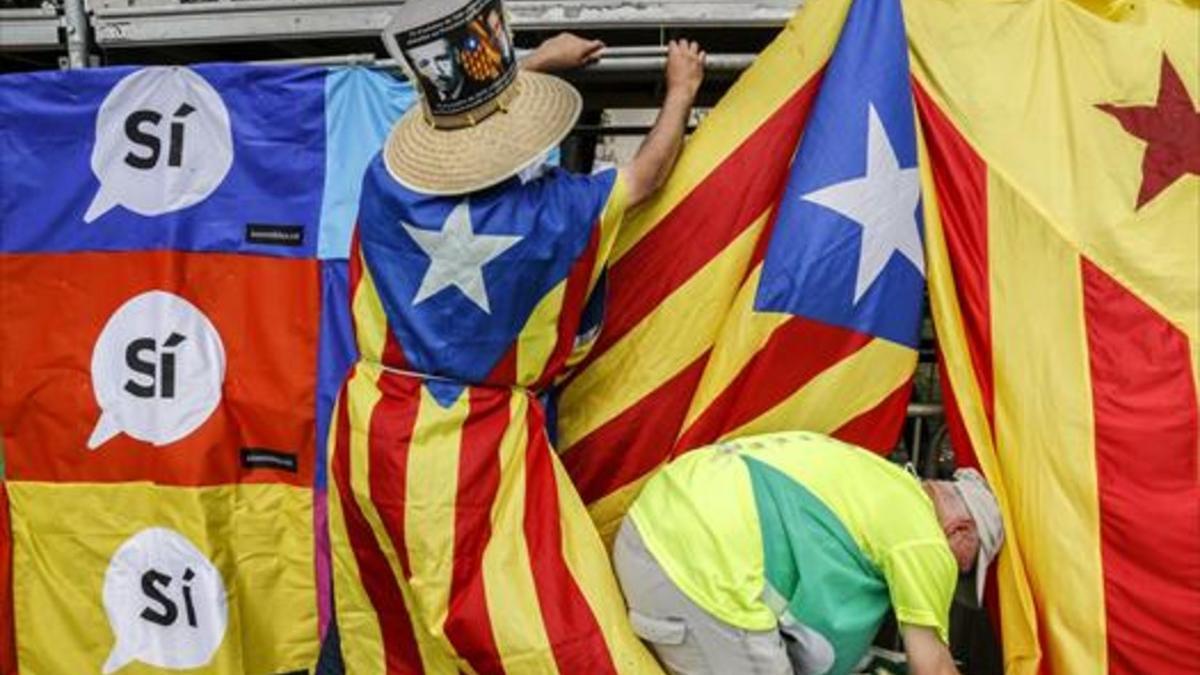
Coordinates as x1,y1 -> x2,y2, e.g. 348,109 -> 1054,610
327,157 -> 659,673
908,0 -> 1200,671
556,0 -> 920,543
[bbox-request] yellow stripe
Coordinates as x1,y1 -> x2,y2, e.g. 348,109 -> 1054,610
400,381 -> 470,672
679,264 -> 790,432
353,256 -> 390,364
610,0 -> 854,263
550,454 -> 664,674
593,172 -> 628,281
558,214 -> 768,450
327,376 -> 389,675
987,173 -> 1107,674
722,337 -> 917,441
346,364 -> 457,673
915,106 -> 1042,673
479,395 -> 558,673
517,282 -> 567,385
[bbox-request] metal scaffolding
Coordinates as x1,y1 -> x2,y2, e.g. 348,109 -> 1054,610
82,0 -> 799,49
0,4 -> 60,52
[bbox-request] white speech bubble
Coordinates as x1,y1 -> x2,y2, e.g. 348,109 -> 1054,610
85,67 -> 233,223
88,290 -> 226,449
102,527 -> 229,674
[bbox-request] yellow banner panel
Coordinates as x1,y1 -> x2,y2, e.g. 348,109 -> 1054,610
9,481 -> 316,675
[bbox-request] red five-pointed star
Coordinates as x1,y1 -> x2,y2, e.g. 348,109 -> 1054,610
1096,56 -> 1200,209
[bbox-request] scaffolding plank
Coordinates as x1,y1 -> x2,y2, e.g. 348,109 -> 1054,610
0,7 -> 61,51
91,0 -> 800,48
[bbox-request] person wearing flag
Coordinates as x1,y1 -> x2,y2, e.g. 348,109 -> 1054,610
325,0 -> 705,672
614,431 -> 1004,675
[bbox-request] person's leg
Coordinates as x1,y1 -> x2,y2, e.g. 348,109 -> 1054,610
612,518 -> 792,675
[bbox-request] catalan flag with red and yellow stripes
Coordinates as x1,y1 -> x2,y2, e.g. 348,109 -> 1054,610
556,0 -> 924,542
327,154 -> 660,673
908,0 -> 1199,671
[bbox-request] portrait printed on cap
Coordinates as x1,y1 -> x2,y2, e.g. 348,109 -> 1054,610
391,0 -> 517,118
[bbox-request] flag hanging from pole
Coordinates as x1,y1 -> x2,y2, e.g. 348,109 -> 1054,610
555,0 -> 923,541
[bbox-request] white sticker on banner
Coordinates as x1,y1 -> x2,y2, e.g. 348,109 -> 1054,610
85,67 -> 233,223
88,290 -> 226,449
102,527 -> 229,674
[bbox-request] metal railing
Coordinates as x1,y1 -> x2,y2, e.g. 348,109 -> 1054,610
2,1 -> 798,67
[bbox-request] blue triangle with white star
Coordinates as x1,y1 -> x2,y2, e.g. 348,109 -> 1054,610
754,0 -> 925,348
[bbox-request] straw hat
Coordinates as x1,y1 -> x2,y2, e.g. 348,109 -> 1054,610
381,0 -> 583,195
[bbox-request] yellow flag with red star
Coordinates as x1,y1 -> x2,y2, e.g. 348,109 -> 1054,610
907,0 -> 1198,671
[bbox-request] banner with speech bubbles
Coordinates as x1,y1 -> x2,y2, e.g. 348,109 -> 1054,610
0,64 -> 417,673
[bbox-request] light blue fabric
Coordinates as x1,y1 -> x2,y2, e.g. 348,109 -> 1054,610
319,67 -> 416,260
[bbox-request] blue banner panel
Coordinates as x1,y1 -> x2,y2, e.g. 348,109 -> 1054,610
0,65 -> 326,258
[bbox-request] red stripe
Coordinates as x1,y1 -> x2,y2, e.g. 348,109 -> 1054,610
368,372 -> 423,577
577,75 -> 824,370
442,388 -> 506,675
913,83 -> 995,434
831,376 -> 913,453
674,317 -> 873,454
523,403 -> 619,674
935,352 -> 979,471
330,374 -> 425,674
1082,258 -> 1200,673
563,354 -> 709,505
382,330 -> 408,370
536,226 -> 601,391
0,482 -> 14,675
348,231 -> 366,359
486,346 -> 517,384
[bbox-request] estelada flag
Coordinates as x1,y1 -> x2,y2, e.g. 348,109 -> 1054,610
556,0 -> 925,540
326,156 -> 660,674
908,0 -> 1199,672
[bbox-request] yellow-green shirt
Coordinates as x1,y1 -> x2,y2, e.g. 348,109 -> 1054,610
629,431 -> 957,675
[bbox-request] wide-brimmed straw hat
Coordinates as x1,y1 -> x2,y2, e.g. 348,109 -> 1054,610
381,0 -> 582,195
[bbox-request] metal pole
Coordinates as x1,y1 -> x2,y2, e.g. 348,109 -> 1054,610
63,0 -> 93,69
251,48 -> 757,74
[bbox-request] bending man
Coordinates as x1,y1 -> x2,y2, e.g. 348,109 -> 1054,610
615,431 -> 1004,675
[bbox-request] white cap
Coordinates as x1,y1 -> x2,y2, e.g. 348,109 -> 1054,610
952,468 -> 1004,605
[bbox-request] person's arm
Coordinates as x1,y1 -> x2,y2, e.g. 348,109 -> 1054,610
900,624 -> 960,675
621,40 -> 706,208
520,33 -> 605,73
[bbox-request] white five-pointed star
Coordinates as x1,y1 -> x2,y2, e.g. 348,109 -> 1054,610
402,200 -> 522,314
801,103 -> 924,304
